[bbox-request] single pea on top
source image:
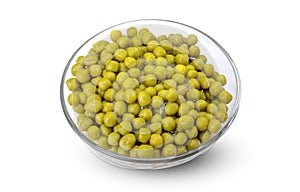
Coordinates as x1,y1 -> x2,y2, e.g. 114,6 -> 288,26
66,26 -> 233,158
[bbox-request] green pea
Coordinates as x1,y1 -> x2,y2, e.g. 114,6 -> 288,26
185,126 -> 198,139
175,53 -> 189,65
162,117 -> 176,131
100,50 -> 113,65
139,108 -> 152,121
143,74 -> 157,87
97,77 -> 112,91
78,117 -> 93,131
95,112 -> 104,125
162,133 -> 174,144
218,90 -> 233,104
110,30 -> 122,42
127,27 -> 137,38
146,40 -> 159,52
119,121 -> 132,135
166,88 -> 178,102
114,49 -> 128,62
176,85 -> 188,95
175,132 -> 188,145
117,35 -> 131,49
97,136 -> 110,149
206,103 -> 218,114
137,145 -> 154,158
138,128 -> 151,143
154,66 -> 167,80
149,122 -> 162,134
186,89 -> 201,101
132,35 -> 143,46
187,139 -> 201,151
87,126 -> 100,140
153,46 -> 166,57
172,73 -> 185,84
208,119 -> 221,133
83,55 -> 98,66
189,45 -> 200,57
196,116 -> 209,131
119,134 -> 136,151
92,40 -> 109,53
122,113 -> 135,122
187,34 -> 198,46
214,111 -> 227,123
150,134 -> 164,148
138,91 -> 151,107
209,81 -> 223,96
132,118 -> 146,129
151,96 -> 164,108
199,130 -> 211,143
141,32 -> 155,44
100,124 -> 112,136
203,64 -> 215,77
163,79 -> 177,89
178,103 -> 190,116
73,104 -> 85,114
122,78 -> 139,89
195,99 -> 208,111
165,103 -> 179,115
151,114 -> 162,123
124,89 -> 137,104
160,39 -> 173,51
177,115 -> 194,130
127,103 -> 140,116
113,100 -> 127,116
102,112 -> 116,127
66,78 -> 79,91
162,144 -> 177,157
76,69 -> 90,83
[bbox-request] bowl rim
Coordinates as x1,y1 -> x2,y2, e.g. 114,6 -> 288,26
60,19 -> 241,163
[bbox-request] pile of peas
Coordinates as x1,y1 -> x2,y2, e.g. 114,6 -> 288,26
66,27 -> 233,158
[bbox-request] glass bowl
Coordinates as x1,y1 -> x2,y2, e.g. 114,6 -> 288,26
60,19 -> 241,169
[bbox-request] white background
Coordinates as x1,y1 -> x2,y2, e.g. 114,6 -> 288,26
0,0 -> 299,191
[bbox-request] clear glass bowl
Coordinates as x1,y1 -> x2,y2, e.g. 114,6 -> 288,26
60,19 -> 241,169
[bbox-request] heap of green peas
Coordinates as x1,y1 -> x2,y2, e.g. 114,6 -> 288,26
66,26 -> 233,158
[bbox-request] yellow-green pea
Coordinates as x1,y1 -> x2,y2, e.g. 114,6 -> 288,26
110,30 -> 122,42
162,144 -> 177,157
178,103 -> 190,116
106,60 -> 119,72
124,57 -> 137,68
84,110 -> 95,119
137,144 -> 154,158
163,79 -> 177,89
143,64 -> 155,75
185,126 -> 198,139
150,134 -> 164,148
100,124 -> 112,136
149,122 -> 162,134
166,54 -> 175,64
169,34 -> 184,46
153,46 -> 166,57
113,100 -> 127,116
172,73 -> 185,84
143,52 -> 156,63
145,87 -> 156,97
175,132 -> 188,145
114,89 -> 125,101
83,55 -> 98,66
104,88 -> 116,102
177,115 -> 194,130
127,27 -> 137,38
157,35 -> 167,41
127,47 -> 139,58
162,133 -> 174,144
177,85 -> 188,95
195,99 -> 208,111
129,146 -> 139,157
165,103 -> 179,115
138,128 -> 151,143
141,32 -> 155,44
122,113 -> 135,122
76,68 -> 90,83
87,125 -> 100,140
154,66 -> 167,80
177,95 -> 186,104
160,40 -> 173,51
117,35 -> 131,49
208,119 -> 221,133
166,66 -> 175,78
151,114 -> 162,123
154,84 -> 164,92
200,77 -> 210,89
139,108 -> 152,121
102,102 -> 113,112
146,40 -> 159,52
92,40 -> 109,53
162,116 -> 176,131
116,71 -> 129,85
119,134 -> 136,151
214,111 -> 227,123
139,84 -> 146,91
100,50 -> 113,65
156,57 -> 168,66
143,74 -> 157,87
199,130 -> 211,143
177,44 -> 189,55
199,55 -> 207,63
151,96 -> 164,108
153,149 -> 161,158
196,116 -> 209,131
84,99 -> 102,113
158,90 -> 168,101
78,117 -> 93,131
187,138 -> 201,151
187,34 -> 198,46
103,111 -> 117,127
97,77 -> 112,91
114,49 -> 128,62
175,53 -> 189,65
73,104 -> 85,114
97,136 -> 110,149
124,89 -> 137,104
117,147 -> 129,156
105,42 -> 119,54
187,70 -> 198,79
206,103 -> 218,114
118,121 -> 132,135
175,64 -> 188,75
209,81 -> 223,96
215,74 -> 227,86
71,63 -> 83,76
177,146 -> 188,155
189,45 -> 200,57
132,118 -> 146,129
218,90 -> 233,104
186,89 -> 201,101
78,92 -> 87,104
128,103 -> 140,116
122,78 -> 139,89
82,83 -> 97,96
66,78 -> 79,91
188,78 -> 200,89
67,93 -> 79,106
203,64 -> 214,77
166,88 -> 178,102
217,103 -> 228,112
138,91 -> 151,107
89,64 -> 102,77
95,112 -> 104,125
132,35 -> 143,46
